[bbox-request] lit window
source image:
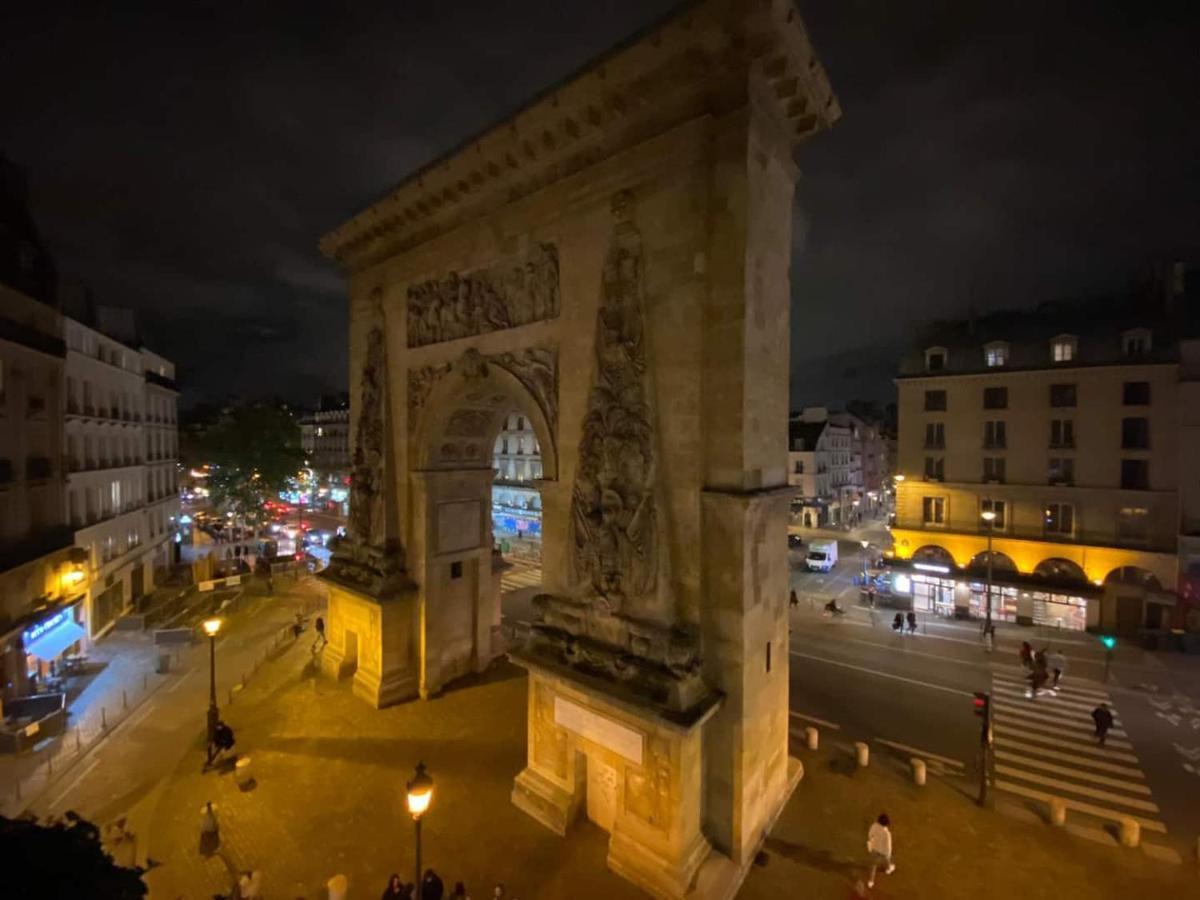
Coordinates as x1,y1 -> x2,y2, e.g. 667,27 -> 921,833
984,342 -> 1009,367
1051,336 -> 1076,362
1044,503 -> 1074,536
922,496 -> 946,525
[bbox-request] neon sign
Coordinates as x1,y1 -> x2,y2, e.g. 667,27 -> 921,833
23,610 -> 70,645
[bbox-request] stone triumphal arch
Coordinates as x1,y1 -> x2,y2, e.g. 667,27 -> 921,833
318,1 -> 839,896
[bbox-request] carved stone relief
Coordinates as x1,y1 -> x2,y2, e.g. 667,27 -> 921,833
567,191 -> 657,613
406,243 -> 560,348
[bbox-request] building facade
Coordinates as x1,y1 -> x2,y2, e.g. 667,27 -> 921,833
63,315 -> 179,639
788,407 -> 866,527
491,412 -> 543,549
891,284 -> 1200,635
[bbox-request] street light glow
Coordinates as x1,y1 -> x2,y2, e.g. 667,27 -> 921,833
981,510 -> 996,522
406,761 -> 434,818
203,617 -> 223,637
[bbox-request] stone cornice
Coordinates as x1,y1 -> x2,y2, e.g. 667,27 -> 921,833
320,0 -> 839,271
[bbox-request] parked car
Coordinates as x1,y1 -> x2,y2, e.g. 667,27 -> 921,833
787,534 -> 804,549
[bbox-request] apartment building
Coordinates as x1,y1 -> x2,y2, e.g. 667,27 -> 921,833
891,280 -> 1199,635
492,412 -> 543,545
63,315 -> 179,638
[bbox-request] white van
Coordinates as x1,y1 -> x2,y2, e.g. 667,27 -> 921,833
805,539 -> 839,573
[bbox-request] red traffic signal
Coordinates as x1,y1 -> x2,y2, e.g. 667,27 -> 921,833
973,691 -> 990,717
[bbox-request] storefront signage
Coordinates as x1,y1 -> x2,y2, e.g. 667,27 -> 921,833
23,610 -> 70,646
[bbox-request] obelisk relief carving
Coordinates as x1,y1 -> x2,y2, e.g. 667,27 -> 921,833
568,191 -> 658,614
326,287 -> 409,596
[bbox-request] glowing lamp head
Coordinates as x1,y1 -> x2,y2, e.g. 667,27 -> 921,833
981,510 -> 996,523
406,761 -> 434,818
203,617 -> 223,637
64,567 -> 86,586
1100,635 -> 1117,651
860,540 -> 870,550
893,474 -> 906,484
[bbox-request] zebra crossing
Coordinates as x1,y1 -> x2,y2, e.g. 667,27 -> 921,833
990,670 -> 1166,834
501,560 -> 542,594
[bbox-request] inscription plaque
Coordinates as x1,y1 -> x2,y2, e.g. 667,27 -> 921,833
553,696 -> 644,765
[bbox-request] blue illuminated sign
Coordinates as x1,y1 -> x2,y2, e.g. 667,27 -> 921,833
23,610 -> 70,646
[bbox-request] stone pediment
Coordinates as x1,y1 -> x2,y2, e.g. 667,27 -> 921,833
320,0 -> 839,270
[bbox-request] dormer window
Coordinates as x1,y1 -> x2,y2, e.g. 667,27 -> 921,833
925,347 -> 947,372
1051,335 -> 1077,363
1122,328 -> 1152,357
984,341 -> 1009,368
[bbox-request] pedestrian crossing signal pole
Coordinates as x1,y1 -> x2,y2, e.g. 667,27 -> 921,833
974,691 -> 994,808
1100,635 -> 1116,683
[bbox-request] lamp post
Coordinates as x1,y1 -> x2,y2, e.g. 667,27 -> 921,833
980,509 -> 996,638
860,539 -> 870,582
203,617 -> 222,766
406,761 -> 434,900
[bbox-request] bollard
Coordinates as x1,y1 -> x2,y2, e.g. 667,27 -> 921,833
327,874 -> 349,900
1049,798 -> 1066,827
1119,816 -> 1140,848
855,741 -> 870,768
805,726 -> 819,751
122,689 -> 128,709
101,707 -> 107,729
911,758 -> 926,786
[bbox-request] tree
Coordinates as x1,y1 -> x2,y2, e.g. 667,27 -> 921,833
1,812 -> 147,898
199,400 -> 304,526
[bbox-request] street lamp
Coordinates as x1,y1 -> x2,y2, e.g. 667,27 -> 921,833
407,762 -> 434,900
860,539 -> 870,583
203,617 -> 222,766
980,509 -> 996,639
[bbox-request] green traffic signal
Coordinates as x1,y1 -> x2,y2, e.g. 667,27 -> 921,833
1100,635 -> 1117,650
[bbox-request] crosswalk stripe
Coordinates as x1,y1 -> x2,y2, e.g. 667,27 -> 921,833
991,705 -> 1129,742
994,725 -> 1140,764
992,739 -> 1145,777
994,781 -> 1167,833
993,751 -> 1151,794
991,674 -> 1111,703
990,684 -> 1116,716
994,765 -> 1160,813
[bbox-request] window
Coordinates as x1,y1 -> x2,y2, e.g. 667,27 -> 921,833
516,416 -> 525,430
983,420 -> 1007,449
1049,419 -> 1074,448
1049,384 -> 1077,407
1123,381 -> 1150,405
922,496 -> 946,525
1048,458 -> 1075,485
983,457 -> 1006,482
925,347 -> 947,372
983,387 -> 1008,410
1044,503 -> 1074,536
984,342 -> 1009,367
981,498 -> 1006,529
1120,459 -> 1149,490
450,561 -> 463,580
924,456 -> 944,481
111,480 -> 121,509
924,390 -> 947,411
1122,328 -> 1151,357
793,460 -> 804,474
924,422 -> 945,448
1121,417 -> 1150,450
1051,336 -> 1076,362
316,427 -> 323,437
1117,507 -> 1149,542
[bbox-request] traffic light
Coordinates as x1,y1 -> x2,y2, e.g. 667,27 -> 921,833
1100,635 -> 1117,650
973,691 -> 990,718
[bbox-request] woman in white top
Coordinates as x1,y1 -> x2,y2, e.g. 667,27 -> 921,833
866,812 -> 895,888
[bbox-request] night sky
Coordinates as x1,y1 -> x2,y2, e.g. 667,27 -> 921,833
2,1 -> 1197,409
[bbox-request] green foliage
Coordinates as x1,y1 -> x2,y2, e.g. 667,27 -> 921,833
200,401 -> 304,524
1,812 -> 147,898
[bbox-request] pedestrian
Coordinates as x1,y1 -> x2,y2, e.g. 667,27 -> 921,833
382,874 -> 405,899
892,613 -> 903,633
449,882 -> 470,900
866,813 -> 895,888
239,870 -> 262,898
905,611 -> 917,634
492,885 -> 506,899
313,615 -> 327,652
789,589 -> 799,609
1019,641 -> 1033,670
422,869 -> 445,900
1028,653 -> 1049,699
867,586 -> 876,608
983,622 -> 995,653
1048,649 -> 1067,689
1092,702 -> 1114,746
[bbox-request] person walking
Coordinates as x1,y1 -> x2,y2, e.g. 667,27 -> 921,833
1048,649 -> 1067,689
1019,641 -> 1033,671
382,874 -> 405,899
789,589 -> 799,609
1092,703 -> 1114,746
905,611 -> 917,635
866,586 -> 876,609
422,869 -> 445,900
983,621 -> 996,653
312,615 -> 327,652
449,883 -> 470,900
866,813 -> 895,888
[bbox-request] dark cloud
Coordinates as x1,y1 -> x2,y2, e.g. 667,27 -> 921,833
2,1 -> 1197,408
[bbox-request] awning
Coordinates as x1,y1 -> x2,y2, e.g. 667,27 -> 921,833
26,619 -> 87,661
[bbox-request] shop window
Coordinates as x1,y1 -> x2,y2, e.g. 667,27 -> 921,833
1121,417 -> 1150,450
1120,459 -> 1149,490
983,387 -> 1008,410
1048,458 -> 1074,485
1051,335 -> 1076,362
922,496 -> 946,525
1049,384 -> 1077,407
983,420 -> 1006,449
1044,503 -> 1074,536
924,422 -> 945,448
924,390 -> 947,411
983,457 -> 1006,483
1123,381 -> 1150,406
981,498 -> 1006,529
1049,419 -> 1074,449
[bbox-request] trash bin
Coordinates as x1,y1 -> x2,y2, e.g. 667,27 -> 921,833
157,653 -> 171,674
